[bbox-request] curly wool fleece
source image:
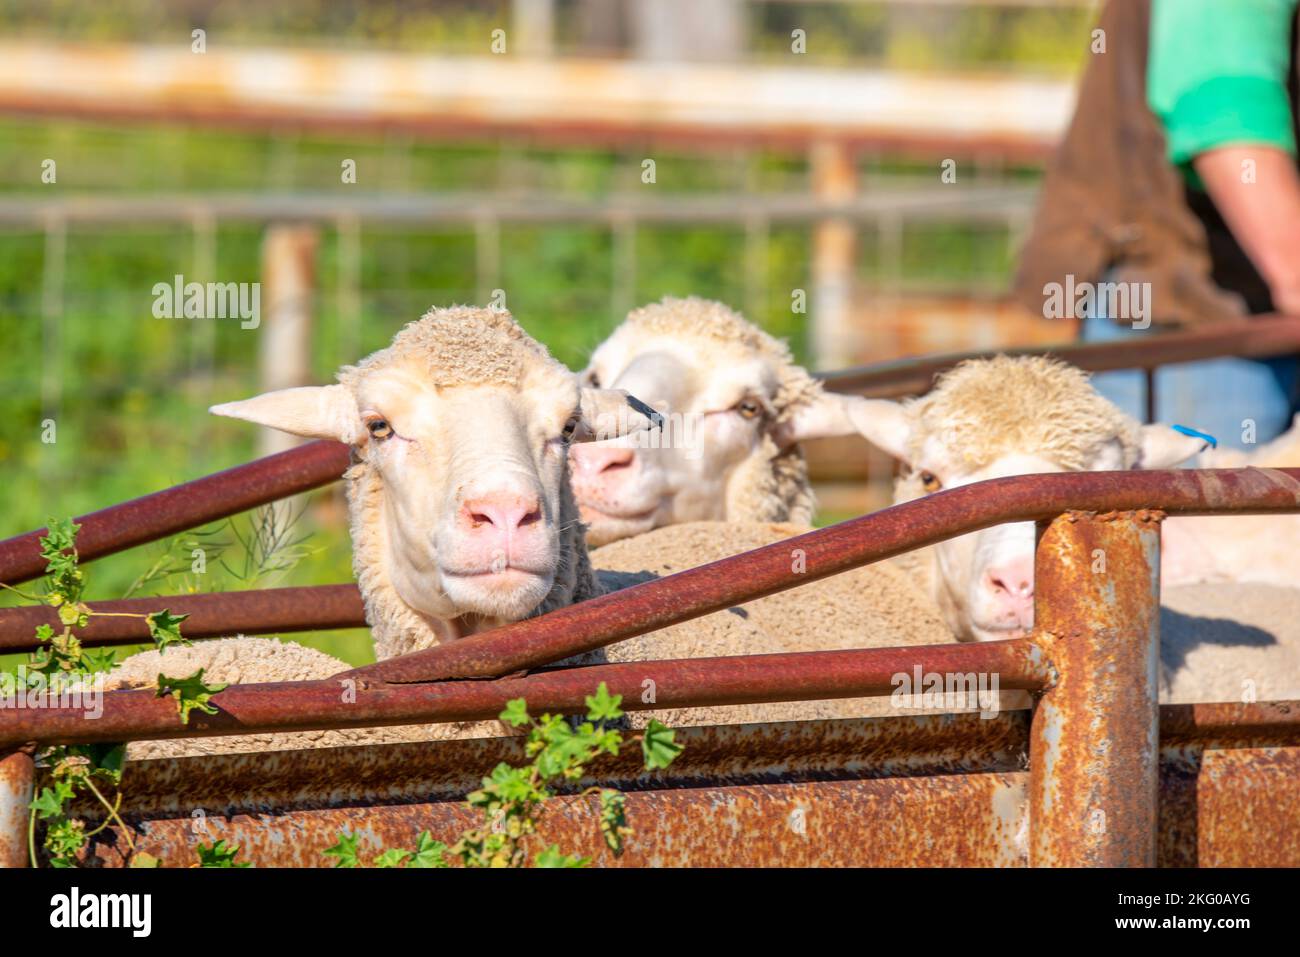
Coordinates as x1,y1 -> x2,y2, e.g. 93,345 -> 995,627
904,355 -> 1141,473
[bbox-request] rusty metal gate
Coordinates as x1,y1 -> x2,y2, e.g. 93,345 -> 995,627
2,326 -> 1299,867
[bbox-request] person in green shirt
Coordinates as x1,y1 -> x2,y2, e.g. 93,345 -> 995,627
1073,0 -> 1300,448
1150,0 -> 1300,312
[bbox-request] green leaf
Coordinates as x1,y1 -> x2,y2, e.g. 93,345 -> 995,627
488,763 -> 536,803
534,844 -> 588,868
30,780 -> 75,820
75,742 -> 126,784
641,720 -> 683,770
155,668 -> 227,725
79,647 -> 118,675
323,831 -> 361,868
373,848 -> 411,869
499,697 -> 530,728
146,609 -> 191,652
407,831 -> 450,868
598,788 -> 631,854
40,517 -> 79,555
585,682 -> 624,723
129,852 -> 162,868
44,816 -> 86,865
197,839 -> 250,868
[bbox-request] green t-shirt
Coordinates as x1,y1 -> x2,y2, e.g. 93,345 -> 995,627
1148,0 -> 1298,183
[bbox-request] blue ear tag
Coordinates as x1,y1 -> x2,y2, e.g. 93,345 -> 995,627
1171,424 -> 1217,449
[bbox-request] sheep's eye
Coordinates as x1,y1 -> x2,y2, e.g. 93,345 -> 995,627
919,470 -> 942,493
737,399 -> 763,420
367,419 -> 393,440
560,415 -> 581,441
586,372 -> 601,389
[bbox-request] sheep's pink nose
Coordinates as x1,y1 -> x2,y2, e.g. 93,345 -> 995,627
461,492 -> 542,536
572,445 -> 635,477
982,558 -> 1035,624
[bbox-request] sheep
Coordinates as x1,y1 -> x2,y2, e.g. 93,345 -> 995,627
209,305 -> 654,660
843,354 -> 1300,645
99,306 -> 982,760
206,306 -> 962,666
571,297 -> 879,546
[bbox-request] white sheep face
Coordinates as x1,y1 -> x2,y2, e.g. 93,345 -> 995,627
854,358 -> 1210,642
210,310 -> 655,627
572,331 -> 784,545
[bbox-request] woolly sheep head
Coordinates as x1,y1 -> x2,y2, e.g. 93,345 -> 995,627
211,306 -> 657,626
851,355 -> 1211,642
570,296 -> 882,545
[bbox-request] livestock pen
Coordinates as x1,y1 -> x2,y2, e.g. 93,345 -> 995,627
1,323 -> 1299,868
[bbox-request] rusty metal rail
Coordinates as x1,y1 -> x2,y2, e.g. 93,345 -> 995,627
0,641 -> 1050,749
3,343 -> 1300,867
819,314 -> 1300,398
0,585 -> 365,654
0,440 -> 349,586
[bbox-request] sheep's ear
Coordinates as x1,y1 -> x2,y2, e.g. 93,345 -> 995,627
1135,424 -> 1211,469
574,387 -> 663,442
775,393 -> 913,461
210,385 -> 361,444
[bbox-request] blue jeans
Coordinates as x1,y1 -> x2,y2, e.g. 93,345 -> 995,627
1079,313 -> 1300,451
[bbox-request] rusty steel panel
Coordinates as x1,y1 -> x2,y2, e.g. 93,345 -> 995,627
89,774 -> 1029,868
0,750 -> 34,869
0,440 -> 349,586
62,713 -> 1031,868
819,316 -> 1300,398
41,706 -> 1300,868
1159,746 -> 1300,868
1157,700 -> 1300,866
0,641 -> 1050,750
0,584 -> 366,653
1028,511 -> 1162,867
